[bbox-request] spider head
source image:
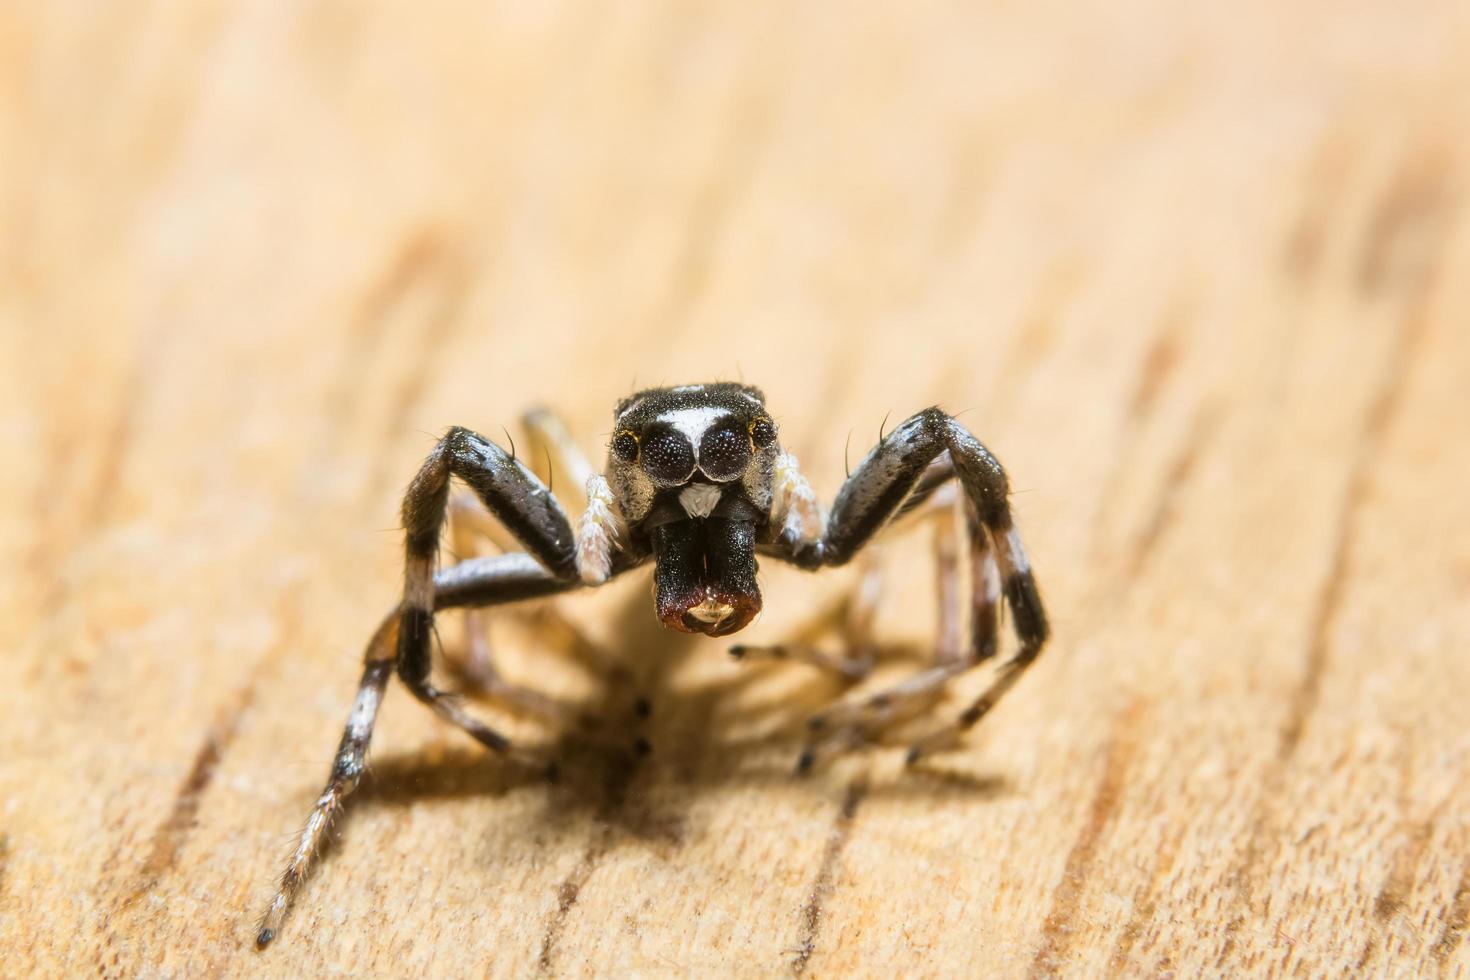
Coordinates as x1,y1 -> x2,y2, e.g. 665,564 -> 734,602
606,383 -> 780,636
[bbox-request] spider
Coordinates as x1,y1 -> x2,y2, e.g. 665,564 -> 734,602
255,382 -> 1049,947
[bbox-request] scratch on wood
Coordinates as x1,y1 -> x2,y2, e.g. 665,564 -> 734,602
1106,824 -> 1184,974
1433,865 -> 1470,964
1356,152 -> 1451,299
650,84 -> 777,342
538,829 -> 613,974
1357,814 -> 1437,969
1087,297 -> 1192,566
378,253 -> 468,447
1128,301 -> 1185,421
1277,308 -> 1430,764
791,777 -> 868,975
126,699 -> 249,904
365,241 -> 472,500
0,832 -> 9,896
932,131 -> 999,256
31,333 -> 154,615
1029,703 -> 1139,979
980,261 -> 1084,420
78,354 -> 144,538
1120,402 -> 1218,581
124,595 -> 299,905
1283,134 -> 1353,284
324,233 -> 443,434
1220,169 -> 1441,962
536,730 -> 653,973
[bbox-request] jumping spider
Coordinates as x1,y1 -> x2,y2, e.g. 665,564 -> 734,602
256,382 -> 1049,947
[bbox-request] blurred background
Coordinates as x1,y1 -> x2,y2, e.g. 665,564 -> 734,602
2,3 -> 1467,975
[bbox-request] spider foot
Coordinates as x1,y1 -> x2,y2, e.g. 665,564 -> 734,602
904,727 -> 965,766
795,724 -> 869,775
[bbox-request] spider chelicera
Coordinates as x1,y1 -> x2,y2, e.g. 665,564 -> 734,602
256,382 -> 1049,947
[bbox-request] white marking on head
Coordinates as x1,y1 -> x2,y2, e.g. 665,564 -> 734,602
679,482 -> 722,518
658,406 -> 730,444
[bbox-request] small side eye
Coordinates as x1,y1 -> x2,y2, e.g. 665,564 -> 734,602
749,418 -> 777,448
612,431 -> 639,462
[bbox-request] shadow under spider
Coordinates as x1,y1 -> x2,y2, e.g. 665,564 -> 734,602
351,579 -> 1012,860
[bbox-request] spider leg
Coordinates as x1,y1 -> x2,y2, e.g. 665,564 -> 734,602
257,426 -> 640,948
255,554 -> 586,948
445,494 -> 577,723
765,409 -> 1048,770
728,555 -> 882,681
447,493 -> 505,687
932,484 -> 966,665
395,427 -> 582,754
797,504 -> 1006,769
255,614 -> 396,949
521,405 -> 598,510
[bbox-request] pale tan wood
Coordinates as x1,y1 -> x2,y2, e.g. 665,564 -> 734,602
2,3 -> 1468,977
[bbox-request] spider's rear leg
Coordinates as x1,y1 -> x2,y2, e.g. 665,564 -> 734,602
797,498 -> 1001,771
904,517 -> 1044,764
446,493 -> 579,725
769,409 -> 1047,770
728,555 -> 881,682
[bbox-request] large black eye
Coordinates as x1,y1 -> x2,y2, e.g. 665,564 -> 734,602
640,427 -> 697,484
612,431 -> 639,462
749,418 -> 777,448
699,421 -> 751,482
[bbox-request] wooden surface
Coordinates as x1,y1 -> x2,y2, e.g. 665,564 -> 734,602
3,3 -> 1468,977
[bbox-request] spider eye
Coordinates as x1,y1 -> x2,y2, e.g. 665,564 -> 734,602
749,418 -> 777,449
612,431 -> 639,462
698,422 -> 751,482
641,427 -> 697,484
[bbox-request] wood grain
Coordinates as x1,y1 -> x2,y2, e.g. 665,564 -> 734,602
3,2 -> 1468,976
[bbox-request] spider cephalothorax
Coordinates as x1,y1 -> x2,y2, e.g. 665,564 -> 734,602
257,382 -> 1048,948
604,383 -> 780,635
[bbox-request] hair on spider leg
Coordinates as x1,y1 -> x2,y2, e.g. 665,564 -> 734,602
256,385 -> 1049,946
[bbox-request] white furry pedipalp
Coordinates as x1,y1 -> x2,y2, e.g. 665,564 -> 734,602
576,475 -> 623,584
771,451 -> 825,544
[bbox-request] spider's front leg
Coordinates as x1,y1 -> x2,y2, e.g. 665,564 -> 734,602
256,426 -> 635,949
394,427 -> 589,751
767,409 -> 1049,770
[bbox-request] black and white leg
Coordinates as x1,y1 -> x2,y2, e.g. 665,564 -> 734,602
257,426 -> 632,948
255,614 -> 397,948
394,427 -> 582,756
446,493 -> 583,723
447,494 -> 507,689
766,409 -> 1048,769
